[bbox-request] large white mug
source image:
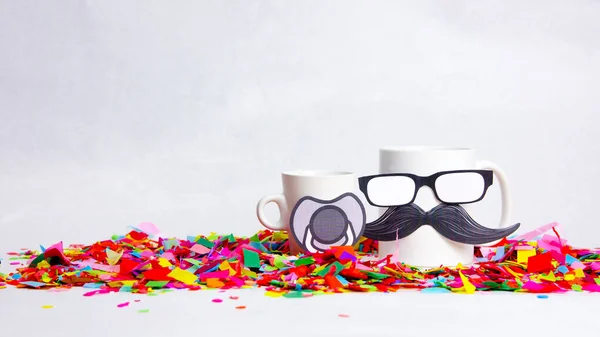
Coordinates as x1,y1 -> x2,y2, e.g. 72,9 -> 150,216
377,146 -> 512,267
256,170 -> 365,255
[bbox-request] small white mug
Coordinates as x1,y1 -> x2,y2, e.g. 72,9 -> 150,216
377,146 -> 512,267
256,170 -> 364,254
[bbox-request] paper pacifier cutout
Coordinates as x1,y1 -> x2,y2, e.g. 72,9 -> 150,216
358,170 -> 521,245
290,192 -> 366,253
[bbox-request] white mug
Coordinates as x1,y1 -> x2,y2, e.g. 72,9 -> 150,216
377,146 -> 511,267
256,170 -> 362,255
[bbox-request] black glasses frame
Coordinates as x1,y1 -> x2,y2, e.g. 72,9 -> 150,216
358,170 -> 494,207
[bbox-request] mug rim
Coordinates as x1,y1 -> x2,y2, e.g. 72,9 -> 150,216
380,146 -> 473,152
282,169 -> 354,177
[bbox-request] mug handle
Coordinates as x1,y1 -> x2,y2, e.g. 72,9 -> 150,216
476,160 -> 512,228
256,194 -> 288,230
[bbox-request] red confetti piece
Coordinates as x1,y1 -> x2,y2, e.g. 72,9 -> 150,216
528,252 -> 553,273
235,305 -> 246,309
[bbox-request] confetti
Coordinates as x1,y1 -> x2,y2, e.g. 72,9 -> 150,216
41,305 -> 53,309
0,222 -> 599,298
138,309 -> 150,313
339,314 -> 350,318
235,305 -> 246,309
537,294 -> 549,299
212,298 -> 223,303
117,302 -> 130,308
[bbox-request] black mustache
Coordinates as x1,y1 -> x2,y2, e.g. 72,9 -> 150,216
363,203 -> 520,245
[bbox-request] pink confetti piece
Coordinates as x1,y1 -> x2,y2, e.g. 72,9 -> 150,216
117,302 -> 130,308
212,298 -> 223,303
339,314 -> 350,318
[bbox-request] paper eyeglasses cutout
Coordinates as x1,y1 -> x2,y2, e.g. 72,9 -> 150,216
290,193 -> 366,253
358,170 -> 493,207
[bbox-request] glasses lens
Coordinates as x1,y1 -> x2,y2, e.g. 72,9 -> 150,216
366,176 -> 416,206
435,172 -> 485,203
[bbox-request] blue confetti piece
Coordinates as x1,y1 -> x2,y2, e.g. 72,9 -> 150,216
20,281 -> 46,288
565,254 -> 579,265
557,265 -> 569,274
537,294 -> 549,299
163,239 -> 180,250
421,287 -> 451,294
249,241 -> 270,253
119,285 -> 132,292
336,275 -> 349,286
494,246 -> 505,261
83,283 -> 103,289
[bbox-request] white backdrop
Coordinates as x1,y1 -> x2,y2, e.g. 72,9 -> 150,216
1,0 -> 599,252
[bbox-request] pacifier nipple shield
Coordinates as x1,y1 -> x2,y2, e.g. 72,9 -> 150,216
290,193 -> 366,253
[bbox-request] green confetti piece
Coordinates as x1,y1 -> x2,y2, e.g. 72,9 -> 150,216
482,281 -> 501,289
572,284 -> 583,292
147,293 -> 158,296
111,235 -> 119,241
595,278 -> 600,286
138,309 -> 150,313
249,234 -> 260,242
243,249 -> 261,268
316,261 -> 345,277
197,238 -> 215,249
270,280 -> 285,287
184,258 -> 202,266
263,265 -> 278,272
283,291 -> 304,298
294,257 -> 315,266
359,285 -> 378,291
222,234 -> 235,243
274,256 -> 287,269
365,272 -> 389,280
146,281 -> 169,288
28,254 -> 45,267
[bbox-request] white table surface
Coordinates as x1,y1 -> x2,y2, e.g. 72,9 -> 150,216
1,276 -> 599,337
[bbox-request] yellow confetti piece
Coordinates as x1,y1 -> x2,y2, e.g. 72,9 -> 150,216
517,250 -> 536,264
540,271 -> 556,282
219,261 -> 235,276
265,291 -> 284,298
564,274 -> 575,281
41,305 -> 53,309
167,267 -> 198,285
106,249 -> 123,266
574,269 -> 585,278
313,264 -> 328,275
459,271 -> 476,294
242,269 -> 257,278
37,260 -> 51,269
158,258 -> 172,267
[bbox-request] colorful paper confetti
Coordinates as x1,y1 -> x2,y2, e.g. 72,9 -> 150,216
1,222 -> 600,297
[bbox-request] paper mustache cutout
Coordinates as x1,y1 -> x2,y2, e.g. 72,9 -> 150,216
290,193 -> 366,253
363,203 -> 520,245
